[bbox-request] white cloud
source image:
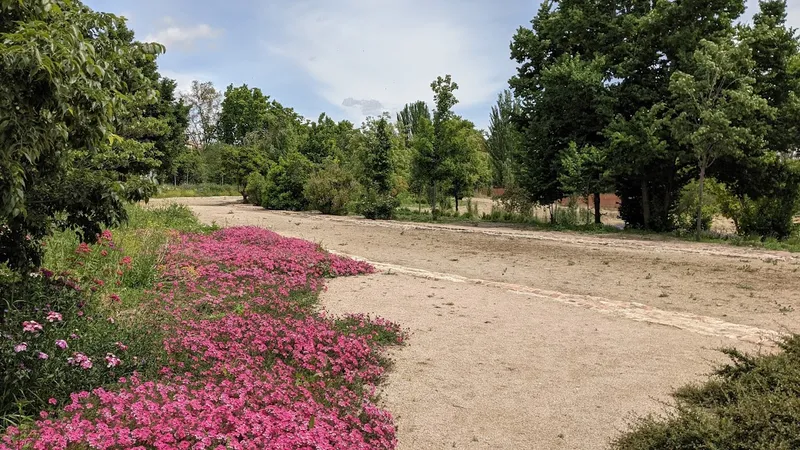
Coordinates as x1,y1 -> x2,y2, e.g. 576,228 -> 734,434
144,17 -> 222,52
159,70 -> 216,95
262,0 -> 514,123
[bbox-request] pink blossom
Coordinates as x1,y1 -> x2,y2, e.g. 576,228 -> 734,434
115,342 -> 128,351
22,321 -> 43,333
46,311 -> 63,322
38,352 -> 49,360
13,342 -> 27,353
48,398 -> 58,405
55,340 -> 68,349
104,353 -> 122,368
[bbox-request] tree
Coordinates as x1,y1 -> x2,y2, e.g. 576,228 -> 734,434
217,84 -> 270,146
509,53 -> 612,212
359,116 -> 398,219
445,118 -> 491,212
152,78 -> 191,183
559,142 -> 613,224
397,101 -> 431,147
263,151 -> 314,211
486,90 -> 522,188
0,1 -> 165,271
220,145 -> 267,201
670,39 -> 775,239
183,80 -> 221,150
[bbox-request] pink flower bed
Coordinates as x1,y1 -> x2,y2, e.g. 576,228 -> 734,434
2,227 -> 402,449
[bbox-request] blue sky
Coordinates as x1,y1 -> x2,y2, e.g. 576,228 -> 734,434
85,0 -> 798,130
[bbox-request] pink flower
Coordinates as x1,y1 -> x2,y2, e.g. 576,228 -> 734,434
105,353 -> 122,368
115,342 -> 128,351
120,256 -> 132,266
101,230 -> 113,241
70,333 -> 79,340
67,352 -> 92,370
110,293 -> 121,303
75,242 -> 91,254
22,321 -> 43,333
39,411 -> 48,419
107,317 -> 115,324
93,279 -> 104,287
14,342 -> 27,353
55,340 -> 68,349
46,311 -> 63,322
38,352 -> 49,360
100,249 -> 108,257
48,398 -> 58,405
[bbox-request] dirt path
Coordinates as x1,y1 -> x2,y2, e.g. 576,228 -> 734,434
154,197 -> 798,449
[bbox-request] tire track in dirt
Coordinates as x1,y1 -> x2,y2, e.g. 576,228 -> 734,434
331,250 -> 782,346
291,211 -> 797,262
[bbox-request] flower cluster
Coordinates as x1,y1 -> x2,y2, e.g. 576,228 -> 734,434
2,227 -> 404,449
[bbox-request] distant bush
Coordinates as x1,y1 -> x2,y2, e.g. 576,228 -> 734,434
304,162 -> 358,215
359,190 -> 399,220
263,151 -> 314,211
674,180 -> 720,233
498,185 -> 536,216
613,335 -> 800,450
245,173 -> 267,206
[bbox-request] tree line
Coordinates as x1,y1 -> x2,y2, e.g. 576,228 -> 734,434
175,75 -> 491,219
3,0 -> 800,273
503,0 -> 800,239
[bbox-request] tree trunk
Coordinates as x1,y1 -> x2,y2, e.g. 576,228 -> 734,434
455,195 -> 459,213
431,181 -> 437,219
696,165 -> 706,241
641,179 -> 650,229
594,190 -> 601,225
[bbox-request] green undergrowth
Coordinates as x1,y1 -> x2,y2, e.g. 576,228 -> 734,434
154,183 -> 240,199
613,336 -> 800,449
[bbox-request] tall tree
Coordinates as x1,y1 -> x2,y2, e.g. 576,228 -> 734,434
445,118 -> 491,212
183,80 -> 221,150
486,90 -> 522,188
0,1 -> 165,271
396,101 -> 431,147
359,116 -> 398,219
670,39 -> 775,239
217,84 -> 270,146
152,78 -> 191,183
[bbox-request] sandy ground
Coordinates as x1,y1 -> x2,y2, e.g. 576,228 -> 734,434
152,197 -> 799,449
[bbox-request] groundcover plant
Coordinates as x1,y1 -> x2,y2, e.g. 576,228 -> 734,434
1,226 -> 405,449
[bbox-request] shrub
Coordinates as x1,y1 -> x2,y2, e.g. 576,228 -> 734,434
498,185 -> 536,216
359,189 -> 399,220
739,194 -> 799,239
263,151 -> 314,211
0,235 -> 165,425
304,162 -> 358,215
612,335 -> 800,450
674,179 -> 721,233
245,172 -> 267,206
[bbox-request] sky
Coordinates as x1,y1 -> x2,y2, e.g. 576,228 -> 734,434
85,0 -> 800,131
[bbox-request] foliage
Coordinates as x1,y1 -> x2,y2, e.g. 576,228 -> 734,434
486,90 -> 522,188
217,84 -> 270,146
244,173 -> 267,207
613,335 -> 800,450
669,39 -> 775,239
155,183 -> 240,199
359,117 -> 397,220
2,222 -> 404,447
396,101 -> 431,147
182,80 -> 221,150
675,180 -> 721,233
220,145 -> 267,201
559,142 -> 613,224
0,1 -> 168,272
263,151 -> 314,211
304,161 -> 357,216
0,202 -> 209,426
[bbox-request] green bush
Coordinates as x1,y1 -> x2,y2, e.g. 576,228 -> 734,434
245,173 -> 267,206
359,189 -> 399,220
304,162 -> 358,215
739,194 -> 799,239
674,180 -> 721,233
1,238 -> 165,426
613,335 -> 800,450
263,151 -> 314,211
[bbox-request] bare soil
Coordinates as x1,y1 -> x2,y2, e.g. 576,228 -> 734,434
154,196 -> 799,449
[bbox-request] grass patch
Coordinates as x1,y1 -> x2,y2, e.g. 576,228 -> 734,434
613,336 -> 800,449
154,183 -> 240,199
